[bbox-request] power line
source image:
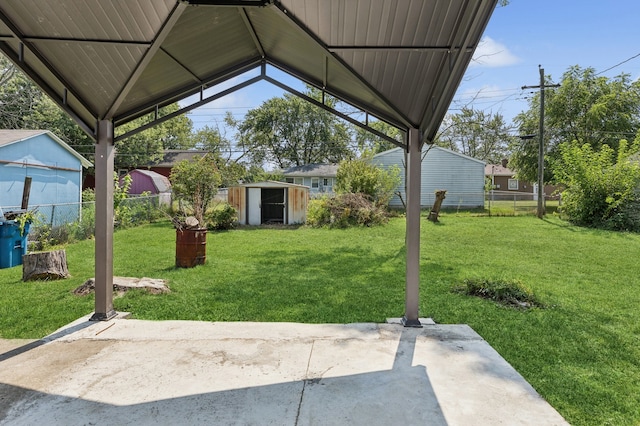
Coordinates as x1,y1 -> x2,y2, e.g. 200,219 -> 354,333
595,52 -> 640,76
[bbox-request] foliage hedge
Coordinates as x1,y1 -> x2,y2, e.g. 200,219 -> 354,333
554,139 -> 640,232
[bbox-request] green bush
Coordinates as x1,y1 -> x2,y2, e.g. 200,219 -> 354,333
306,193 -> 389,228
206,203 -> 237,230
335,158 -> 400,207
306,197 -> 332,227
553,139 -> 640,231
73,204 -> 96,241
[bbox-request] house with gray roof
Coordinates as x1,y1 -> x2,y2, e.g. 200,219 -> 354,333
282,163 -> 338,195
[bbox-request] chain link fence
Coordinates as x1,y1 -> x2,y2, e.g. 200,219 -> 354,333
3,194 -> 168,247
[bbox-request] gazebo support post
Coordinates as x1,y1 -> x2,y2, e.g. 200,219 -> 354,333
90,120 -> 116,321
402,127 -> 422,327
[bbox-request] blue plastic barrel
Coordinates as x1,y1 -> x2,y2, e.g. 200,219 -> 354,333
0,221 -> 30,269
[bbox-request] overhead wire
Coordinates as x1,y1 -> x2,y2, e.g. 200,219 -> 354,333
595,52 -> 640,76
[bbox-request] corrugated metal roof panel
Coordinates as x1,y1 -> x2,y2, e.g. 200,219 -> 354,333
161,7 -> 259,78
0,0 -> 497,142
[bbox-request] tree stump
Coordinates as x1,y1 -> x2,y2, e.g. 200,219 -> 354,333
427,190 -> 447,222
22,250 -> 70,281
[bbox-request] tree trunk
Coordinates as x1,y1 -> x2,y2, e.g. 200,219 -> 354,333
428,190 -> 447,222
22,250 -> 70,281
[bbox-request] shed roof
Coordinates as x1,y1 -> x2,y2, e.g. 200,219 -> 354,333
0,129 -> 93,168
0,0 -> 497,144
129,169 -> 172,193
283,163 -> 338,177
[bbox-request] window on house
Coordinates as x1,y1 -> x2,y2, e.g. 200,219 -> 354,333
323,178 -> 333,191
285,178 -> 294,183
294,177 -> 303,185
508,179 -> 519,190
311,178 -> 319,189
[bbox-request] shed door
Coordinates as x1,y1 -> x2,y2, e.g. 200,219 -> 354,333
261,188 -> 284,224
248,188 -> 261,225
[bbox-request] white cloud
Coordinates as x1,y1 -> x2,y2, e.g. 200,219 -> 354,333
471,36 -> 520,67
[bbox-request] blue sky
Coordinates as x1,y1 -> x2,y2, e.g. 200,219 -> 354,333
455,0 -> 640,124
185,0 -> 640,133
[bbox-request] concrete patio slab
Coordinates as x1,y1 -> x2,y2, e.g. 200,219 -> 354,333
0,316 -> 568,425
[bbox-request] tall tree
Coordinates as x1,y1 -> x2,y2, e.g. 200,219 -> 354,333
190,125 -> 246,187
231,91 -> 353,169
435,107 -> 513,163
354,120 -> 403,154
511,65 -> 640,183
115,103 -> 193,170
0,54 -> 95,161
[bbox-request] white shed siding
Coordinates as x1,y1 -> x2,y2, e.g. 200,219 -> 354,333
372,147 -> 485,208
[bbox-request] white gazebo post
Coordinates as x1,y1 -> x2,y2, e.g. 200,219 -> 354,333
402,127 -> 422,327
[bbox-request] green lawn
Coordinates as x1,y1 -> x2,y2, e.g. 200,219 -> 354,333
1,214 -> 639,425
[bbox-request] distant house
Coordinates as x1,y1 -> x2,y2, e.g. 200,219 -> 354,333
124,169 -> 172,205
485,159 -> 558,200
148,150 -> 208,179
372,146 -> 485,208
0,129 -> 92,225
485,159 -> 530,193
282,163 -> 338,195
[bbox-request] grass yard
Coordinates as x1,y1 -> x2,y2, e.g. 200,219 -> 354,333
1,214 -> 639,425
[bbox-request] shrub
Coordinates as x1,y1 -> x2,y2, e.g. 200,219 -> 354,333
335,158 -> 400,207
306,197 -> 332,227
73,204 -> 96,241
553,139 -> 640,231
306,193 -> 389,228
206,203 -> 237,230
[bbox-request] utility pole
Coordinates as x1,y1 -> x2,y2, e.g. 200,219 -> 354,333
522,65 -> 560,219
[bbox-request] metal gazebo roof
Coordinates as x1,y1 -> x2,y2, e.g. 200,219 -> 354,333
0,0 -> 497,145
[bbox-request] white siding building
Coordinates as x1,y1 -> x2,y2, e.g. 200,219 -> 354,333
372,146 -> 485,209
282,163 -> 338,195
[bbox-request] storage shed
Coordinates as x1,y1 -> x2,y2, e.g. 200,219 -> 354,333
125,169 -> 172,205
228,181 -> 309,225
373,146 -> 486,209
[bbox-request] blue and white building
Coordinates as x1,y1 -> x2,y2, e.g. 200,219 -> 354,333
0,129 -> 92,225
